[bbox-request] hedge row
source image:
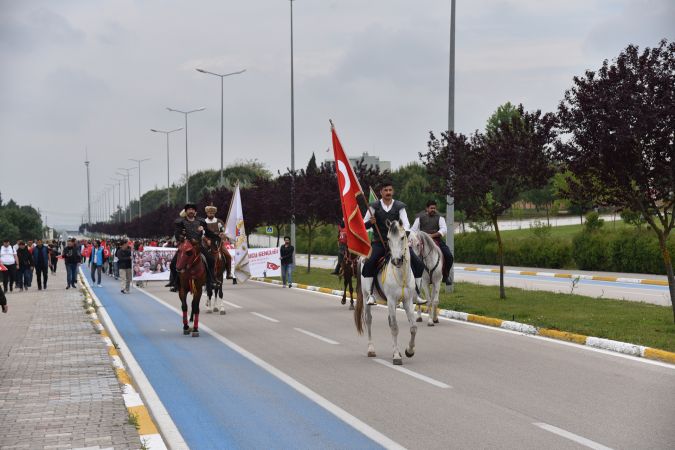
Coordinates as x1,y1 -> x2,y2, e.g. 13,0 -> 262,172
455,229 -> 674,275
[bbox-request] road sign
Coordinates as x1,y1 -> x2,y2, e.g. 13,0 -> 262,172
266,226 -> 274,234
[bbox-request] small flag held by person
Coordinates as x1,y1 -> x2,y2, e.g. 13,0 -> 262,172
224,183 -> 251,283
330,120 -> 371,258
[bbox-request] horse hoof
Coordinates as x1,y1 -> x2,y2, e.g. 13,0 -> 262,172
213,307 -> 219,312
433,318 -> 439,324
367,351 -> 376,357
341,299 -> 346,305
393,358 -> 403,365
416,317 -> 422,323
405,349 -> 415,358
427,321 -> 435,327
219,310 -> 226,315
192,331 -> 199,337
349,304 -> 355,311
183,329 -> 190,335
206,309 -> 212,314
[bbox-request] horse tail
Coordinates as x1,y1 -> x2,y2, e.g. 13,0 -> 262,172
354,259 -> 364,335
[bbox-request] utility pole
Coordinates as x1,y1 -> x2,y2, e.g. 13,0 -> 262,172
129,158 -> 150,218
289,0 -> 296,253
446,0 -> 456,291
84,149 -> 91,227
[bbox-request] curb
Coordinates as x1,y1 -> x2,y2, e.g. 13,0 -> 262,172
251,277 -> 675,366
454,265 -> 669,286
78,270 -> 179,450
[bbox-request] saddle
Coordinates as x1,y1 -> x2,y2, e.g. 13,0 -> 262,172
371,254 -> 391,302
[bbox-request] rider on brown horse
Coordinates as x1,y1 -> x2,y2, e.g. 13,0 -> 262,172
169,203 -> 218,290
204,205 -> 233,280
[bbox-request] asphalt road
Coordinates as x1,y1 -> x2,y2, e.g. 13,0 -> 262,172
295,255 -> 671,306
100,276 -> 675,450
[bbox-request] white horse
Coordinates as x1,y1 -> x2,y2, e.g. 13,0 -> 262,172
408,231 -> 443,326
355,221 -> 418,365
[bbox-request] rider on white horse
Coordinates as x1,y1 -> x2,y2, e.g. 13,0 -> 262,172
410,200 -> 454,285
361,180 -> 427,306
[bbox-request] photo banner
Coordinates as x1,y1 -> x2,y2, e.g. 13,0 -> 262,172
248,247 -> 281,278
132,246 -> 176,281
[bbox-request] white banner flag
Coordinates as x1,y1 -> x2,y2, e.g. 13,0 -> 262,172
225,184 -> 251,282
247,247 -> 281,277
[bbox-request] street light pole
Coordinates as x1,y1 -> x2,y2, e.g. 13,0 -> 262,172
110,178 -> 122,222
117,167 -> 136,222
151,127 -> 183,206
446,0 -> 456,291
84,151 -> 91,226
289,0 -> 296,252
129,158 -> 150,218
106,184 -> 115,223
195,68 -> 246,186
167,107 -> 205,203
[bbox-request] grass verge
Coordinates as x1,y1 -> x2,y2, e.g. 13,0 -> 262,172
283,267 -> 675,352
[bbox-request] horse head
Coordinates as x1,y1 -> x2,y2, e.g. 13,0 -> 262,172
176,239 -> 198,272
386,219 -> 408,268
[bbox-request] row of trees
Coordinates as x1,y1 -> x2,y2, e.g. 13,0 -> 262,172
422,40 -> 674,321
0,193 -> 44,241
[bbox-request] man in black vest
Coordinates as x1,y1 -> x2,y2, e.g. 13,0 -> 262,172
362,181 -> 426,305
411,200 -> 454,285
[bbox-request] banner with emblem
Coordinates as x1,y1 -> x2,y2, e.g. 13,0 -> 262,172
247,247 -> 282,277
331,121 -> 371,257
224,183 -> 251,282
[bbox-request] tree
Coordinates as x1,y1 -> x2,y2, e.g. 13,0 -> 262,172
556,39 -> 675,321
521,177 -> 556,224
553,171 -> 596,224
422,105 -> 556,299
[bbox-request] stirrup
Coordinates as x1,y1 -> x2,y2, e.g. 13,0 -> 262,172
366,294 -> 376,305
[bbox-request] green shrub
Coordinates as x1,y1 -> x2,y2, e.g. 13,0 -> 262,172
607,230 -> 674,274
571,231 -> 611,270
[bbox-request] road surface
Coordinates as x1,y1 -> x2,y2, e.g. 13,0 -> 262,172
91,274 -> 674,449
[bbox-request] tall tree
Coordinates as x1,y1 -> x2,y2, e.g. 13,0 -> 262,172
556,40 -> 675,321
422,105 -> 556,298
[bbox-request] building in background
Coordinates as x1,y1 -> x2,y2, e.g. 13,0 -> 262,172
326,152 -> 391,172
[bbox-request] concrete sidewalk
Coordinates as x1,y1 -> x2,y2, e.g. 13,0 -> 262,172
0,269 -> 141,450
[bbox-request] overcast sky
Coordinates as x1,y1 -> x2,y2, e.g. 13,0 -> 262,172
1,0 -> 673,228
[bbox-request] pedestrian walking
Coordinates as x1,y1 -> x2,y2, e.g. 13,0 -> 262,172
280,236 -> 294,288
25,239 -> 35,287
90,241 -> 104,287
16,241 -> 34,291
1,239 -> 17,293
48,240 -> 60,274
32,239 -> 50,290
117,241 -> 132,293
62,238 -> 81,289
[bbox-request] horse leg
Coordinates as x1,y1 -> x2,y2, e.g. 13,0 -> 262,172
432,278 -> 441,324
403,298 -> 418,358
388,302 -> 402,365
191,288 -> 201,337
341,277 -> 347,305
365,303 -> 375,357
180,290 -> 190,335
348,277 -> 354,311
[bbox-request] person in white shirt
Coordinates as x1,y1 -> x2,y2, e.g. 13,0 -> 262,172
1,239 -> 17,293
410,200 -> 454,285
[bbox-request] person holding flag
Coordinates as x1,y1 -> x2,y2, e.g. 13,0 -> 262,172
330,121 -> 426,306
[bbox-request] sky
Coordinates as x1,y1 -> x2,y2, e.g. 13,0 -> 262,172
1,0 -> 673,228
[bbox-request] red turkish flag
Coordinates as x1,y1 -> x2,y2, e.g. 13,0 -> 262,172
331,123 -> 371,258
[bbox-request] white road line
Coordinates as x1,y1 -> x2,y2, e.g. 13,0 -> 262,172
294,328 -> 340,345
223,300 -> 243,309
250,312 -> 280,323
136,286 -> 405,450
373,358 -> 451,389
533,423 -> 614,450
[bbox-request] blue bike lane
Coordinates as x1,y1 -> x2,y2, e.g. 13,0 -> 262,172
91,278 -> 383,450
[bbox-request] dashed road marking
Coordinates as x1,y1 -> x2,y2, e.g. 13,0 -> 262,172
533,423 -> 614,450
251,312 -> 280,323
223,300 -> 243,309
294,328 -> 340,345
373,358 -> 451,389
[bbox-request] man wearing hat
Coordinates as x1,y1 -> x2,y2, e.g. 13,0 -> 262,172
168,203 -> 218,291
204,204 -> 233,280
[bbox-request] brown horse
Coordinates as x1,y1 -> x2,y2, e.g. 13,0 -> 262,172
204,239 -> 229,314
176,239 -> 206,337
338,249 -> 358,310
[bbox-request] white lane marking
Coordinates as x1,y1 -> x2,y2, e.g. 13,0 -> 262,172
533,423 -> 614,450
250,280 -> 675,371
293,328 -> 340,345
223,300 -> 243,309
373,358 -> 451,389
135,287 -> 404,450
250,312 -> 280,323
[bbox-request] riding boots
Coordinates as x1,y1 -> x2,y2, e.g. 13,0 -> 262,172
414,278 -> 428,305
362,277 -> 377,305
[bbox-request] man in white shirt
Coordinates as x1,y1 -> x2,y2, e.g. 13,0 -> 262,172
1,239 -> 17,293
410,200 -> 454,285
362,181 -> 426,305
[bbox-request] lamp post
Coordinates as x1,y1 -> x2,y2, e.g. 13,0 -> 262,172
106,184 -> 115,223
84,153 -> 91,226
117,167 -> 136,222
446,0 -> 456,291
195,68 -> 246,186
166,107 -> 205,202
289,0 -> 296,252
151,127 -> 183,206
110,178 -> 122,222
129,158 -> 150,218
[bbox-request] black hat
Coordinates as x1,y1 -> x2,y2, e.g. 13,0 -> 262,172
184,203 -> 197,211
